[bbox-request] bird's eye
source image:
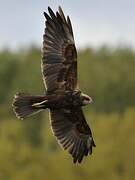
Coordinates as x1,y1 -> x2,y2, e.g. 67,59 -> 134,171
85,97 -> 90,101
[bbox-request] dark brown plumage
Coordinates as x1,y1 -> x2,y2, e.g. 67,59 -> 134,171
12,6 -> 96,163
42,6 -> 77,93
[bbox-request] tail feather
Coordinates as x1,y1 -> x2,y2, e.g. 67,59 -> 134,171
12,93 -> 47,119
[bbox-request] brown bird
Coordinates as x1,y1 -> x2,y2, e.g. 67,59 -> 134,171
12,6 -> 96,163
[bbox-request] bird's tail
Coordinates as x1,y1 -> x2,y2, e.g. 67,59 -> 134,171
12,93 -> 48,120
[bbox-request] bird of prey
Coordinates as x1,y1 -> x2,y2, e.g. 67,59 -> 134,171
12,6 -> 96,163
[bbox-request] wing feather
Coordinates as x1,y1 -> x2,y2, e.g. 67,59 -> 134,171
42,6 -> 78,93
50,108 -> 96,163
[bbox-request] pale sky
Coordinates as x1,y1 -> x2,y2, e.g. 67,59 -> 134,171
0,0 -> 135,50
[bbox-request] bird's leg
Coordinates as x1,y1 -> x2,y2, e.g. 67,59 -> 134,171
32,100 -> 48,108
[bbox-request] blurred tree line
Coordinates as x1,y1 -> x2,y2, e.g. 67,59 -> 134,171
0,45 -> 134,114
0,45 -> 135,179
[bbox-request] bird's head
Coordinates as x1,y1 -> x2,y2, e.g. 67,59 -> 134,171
81,93 -> 92,106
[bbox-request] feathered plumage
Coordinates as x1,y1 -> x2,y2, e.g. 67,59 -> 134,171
12,6 -> 95,163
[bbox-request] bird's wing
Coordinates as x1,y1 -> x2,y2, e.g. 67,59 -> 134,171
50,108 -> 96,163
42,6 -> 77,94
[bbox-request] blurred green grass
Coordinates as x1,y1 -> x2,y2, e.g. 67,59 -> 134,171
0,45 -> 135,179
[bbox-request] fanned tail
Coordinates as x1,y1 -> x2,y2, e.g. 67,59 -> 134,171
12,93 -> 48,120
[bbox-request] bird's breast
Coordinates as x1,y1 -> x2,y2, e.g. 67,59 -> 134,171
46,91 -> 82,109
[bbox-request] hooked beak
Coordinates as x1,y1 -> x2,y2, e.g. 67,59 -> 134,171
82,93 -> 93,105
89,96 -> 93,103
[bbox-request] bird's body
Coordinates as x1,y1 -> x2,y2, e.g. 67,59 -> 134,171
12,6 -> 96,163
32,90 -> 91,109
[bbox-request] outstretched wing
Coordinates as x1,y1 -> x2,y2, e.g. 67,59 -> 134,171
42,6 -> 77,94
50,108 -> 96,163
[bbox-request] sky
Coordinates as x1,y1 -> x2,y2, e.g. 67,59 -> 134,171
0,0 -> 135,50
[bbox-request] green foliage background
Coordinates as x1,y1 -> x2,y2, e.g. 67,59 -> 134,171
0,45 -> 135,179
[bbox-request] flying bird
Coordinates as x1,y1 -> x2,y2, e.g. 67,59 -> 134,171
12,6 -> 96,163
